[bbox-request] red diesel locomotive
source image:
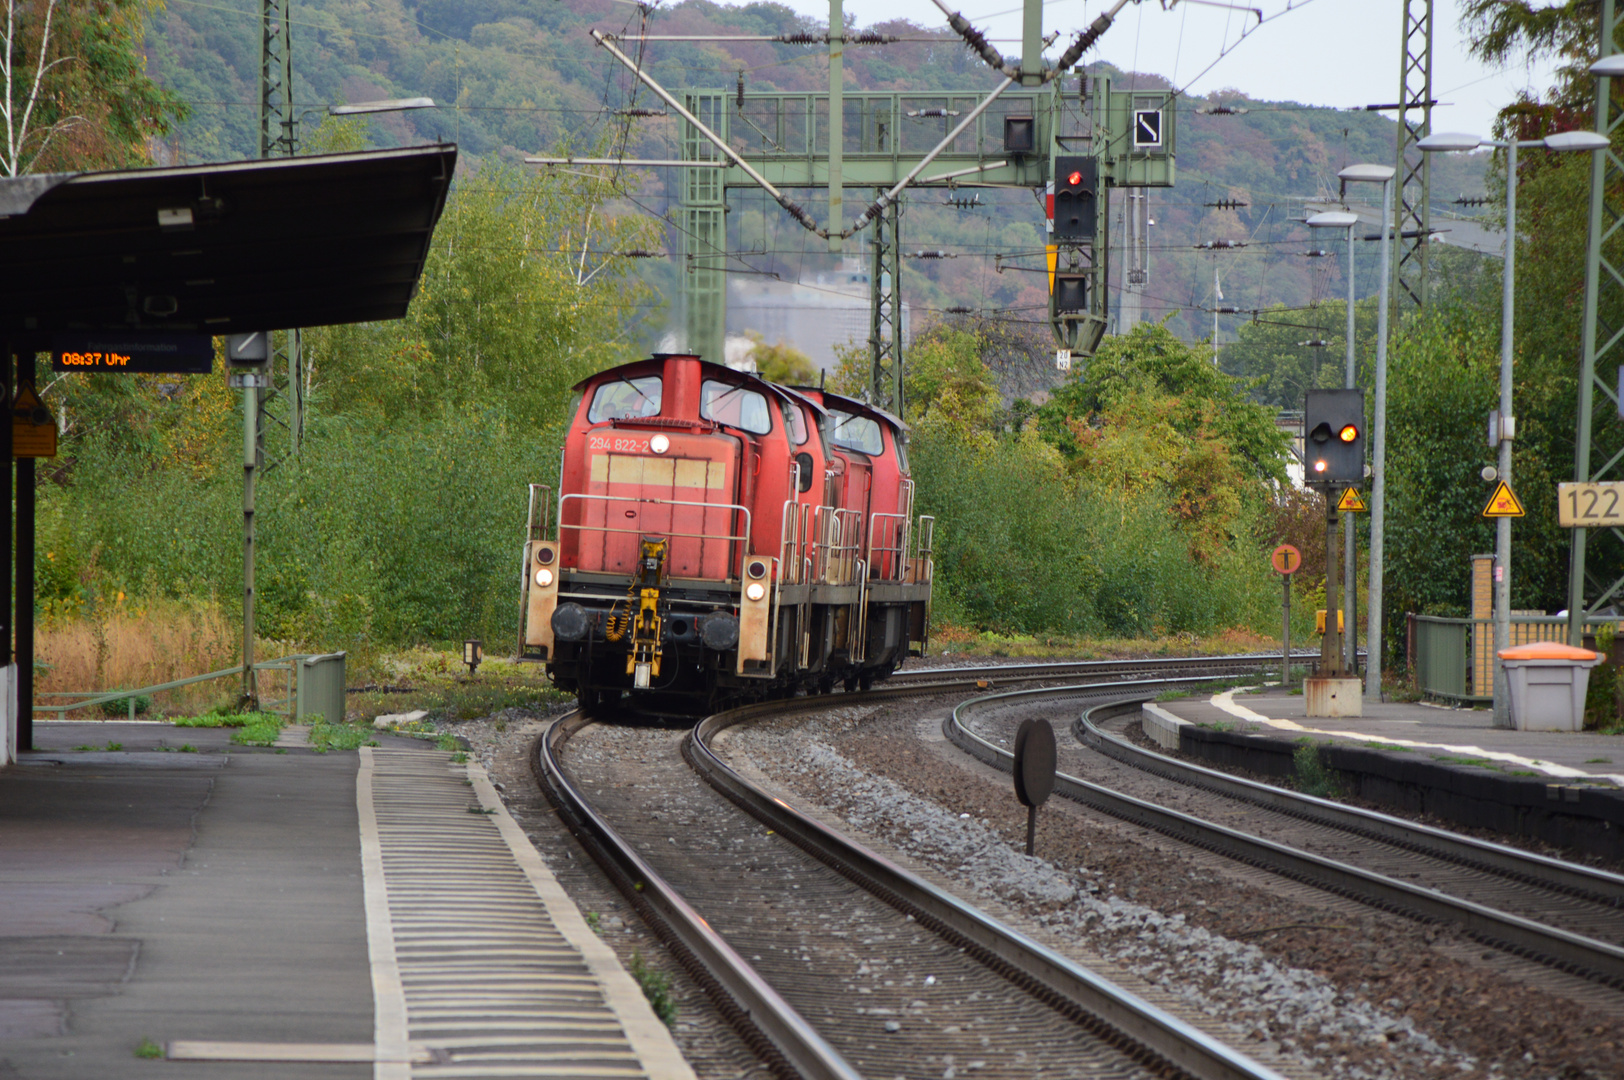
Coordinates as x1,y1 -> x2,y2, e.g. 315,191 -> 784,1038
519,352 -> 934,711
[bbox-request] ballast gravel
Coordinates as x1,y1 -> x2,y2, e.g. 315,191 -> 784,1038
726,705 -> 1622,1080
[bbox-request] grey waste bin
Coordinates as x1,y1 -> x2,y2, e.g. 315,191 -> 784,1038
296,652 -> 347,725
1497,643 -> 1602,732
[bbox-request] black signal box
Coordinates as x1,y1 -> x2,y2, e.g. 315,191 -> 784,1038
1304,388 -> 1365,486
1052,156 -> 1096,241
1054,273 -> 1087,313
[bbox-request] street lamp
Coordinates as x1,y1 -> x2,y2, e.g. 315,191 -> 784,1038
1418,128 -> 1609,727
1337,163 -> 1396,702
329,97 -> 436,116
1307,208 -> 1360,675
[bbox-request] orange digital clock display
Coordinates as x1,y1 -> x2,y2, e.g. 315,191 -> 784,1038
57,351 -> 133,368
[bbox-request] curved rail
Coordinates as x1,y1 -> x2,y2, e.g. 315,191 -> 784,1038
532,710 -> 862,1080
944,683 -> 1624,989
687,697 -> 1290,1080
1078,699 -> 1624,907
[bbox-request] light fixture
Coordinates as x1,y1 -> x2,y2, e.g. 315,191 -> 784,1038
329,96 -> 436,116
1338,424 -> 1359,443
1543,130 -> 1610,152
745,582 -> 766,602
1418,132 -> 1485,153
463,638 -> 483,675
1337,163 -> 1395,183
649,434 -> 670,454
1306,211 -> 1358,228
1592,55 -> 1624,77
535,567 -> 554,587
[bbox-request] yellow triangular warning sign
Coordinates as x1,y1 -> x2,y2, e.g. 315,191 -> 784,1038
1335,487 -> 1368,513
1483,481 -> 1525,518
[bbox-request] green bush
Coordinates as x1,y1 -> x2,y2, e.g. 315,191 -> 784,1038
227,713 -> 284,746
100,693 -> 152,717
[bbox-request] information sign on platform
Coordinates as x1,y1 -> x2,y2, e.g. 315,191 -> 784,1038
51,333 -> 213,374
1484,481 -> 1526,519
1558,481 -> 1624,527
1335,487 -> 1368,513
12,384 -> 55,458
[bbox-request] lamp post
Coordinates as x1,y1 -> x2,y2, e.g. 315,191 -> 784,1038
1307,209 -> 1360,675
1419,128 -> 1610,727
1337,164 -> 1396,701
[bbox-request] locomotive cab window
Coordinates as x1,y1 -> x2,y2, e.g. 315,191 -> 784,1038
781,400 -> 809,445
700,379 -> 772,435
588,375 -> 662,422
830,410 -> 884,456
893,428 -> 909,471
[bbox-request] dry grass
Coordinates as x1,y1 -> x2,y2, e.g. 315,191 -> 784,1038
36,599 -> 245,718
930,623 -> 1286,660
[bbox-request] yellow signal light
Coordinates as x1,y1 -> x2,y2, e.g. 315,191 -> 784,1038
1338,424 -> 1359,443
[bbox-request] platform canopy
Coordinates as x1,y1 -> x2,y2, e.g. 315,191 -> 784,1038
0,143 -> 457,338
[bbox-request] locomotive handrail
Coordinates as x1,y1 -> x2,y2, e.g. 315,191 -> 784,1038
811,506 -> 861,586
866,512 -> 911,583
525,483 -> 553,542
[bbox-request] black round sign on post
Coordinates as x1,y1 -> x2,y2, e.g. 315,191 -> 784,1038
1012,718 -> 1057,856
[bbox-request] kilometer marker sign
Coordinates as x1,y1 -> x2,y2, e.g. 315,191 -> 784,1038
1483,481 -> 1525,518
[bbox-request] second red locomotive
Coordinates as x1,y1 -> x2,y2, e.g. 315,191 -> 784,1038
519,352 -> 933,711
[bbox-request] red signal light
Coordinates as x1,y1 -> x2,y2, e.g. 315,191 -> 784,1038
1066,170 -> 1083,187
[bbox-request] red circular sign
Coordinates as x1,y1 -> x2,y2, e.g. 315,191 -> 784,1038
1271,543 -> 1302,575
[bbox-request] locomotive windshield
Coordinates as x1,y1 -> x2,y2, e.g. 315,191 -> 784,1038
830,410 -> 884,456
700,379 -> 772,434
588,375 -> 662,422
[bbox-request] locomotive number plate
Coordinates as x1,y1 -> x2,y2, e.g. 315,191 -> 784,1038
587,434 -> 650,454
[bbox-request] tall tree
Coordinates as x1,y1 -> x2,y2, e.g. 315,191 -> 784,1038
0,0 -> 186,175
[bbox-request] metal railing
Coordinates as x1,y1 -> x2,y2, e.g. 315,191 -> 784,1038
559,492 -> 753,578
1412,614 -> 1619,702
36,653 -> 341,721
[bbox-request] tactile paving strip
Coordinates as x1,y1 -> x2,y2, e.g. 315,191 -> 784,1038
360,748 -> 692,1080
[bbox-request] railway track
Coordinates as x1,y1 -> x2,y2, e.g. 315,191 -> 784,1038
533,672 -> 1296,1080
946,682 -> 1624,991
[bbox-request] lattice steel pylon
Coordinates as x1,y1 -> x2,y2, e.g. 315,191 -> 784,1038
1566,1 -> 1624,644
680,92 -> 728,365
257,0 -> 304,457
1392,0 -> 1434,310
259,0 -> 297,158
867,193 -> 904,415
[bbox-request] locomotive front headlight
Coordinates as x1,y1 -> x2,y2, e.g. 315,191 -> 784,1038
649,433 -> 670,454
745,582 -> 766,602
535,567 -> 555,588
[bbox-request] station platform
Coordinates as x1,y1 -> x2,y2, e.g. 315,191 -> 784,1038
0,722 -> 693,1080
1145,687 -> 1624,861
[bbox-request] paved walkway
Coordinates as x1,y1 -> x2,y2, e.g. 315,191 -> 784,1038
0,723 -> 692,1079
1157,687 -> 1624,786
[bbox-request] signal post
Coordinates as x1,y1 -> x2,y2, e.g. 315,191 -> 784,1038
1304,388 -> 1365,717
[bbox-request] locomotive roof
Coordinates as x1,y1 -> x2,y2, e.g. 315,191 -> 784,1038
773,383 -> 830,417
574,354 -> 794,404
795,389 -> 909,433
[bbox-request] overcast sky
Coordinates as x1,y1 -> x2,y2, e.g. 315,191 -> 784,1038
770,0 -> 1564,138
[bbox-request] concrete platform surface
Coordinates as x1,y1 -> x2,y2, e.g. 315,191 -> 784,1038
1158,687 -> 1624,786
0,723 -> 693,1080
